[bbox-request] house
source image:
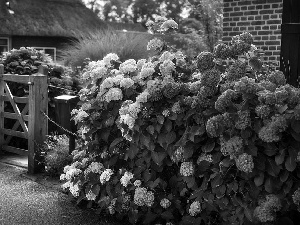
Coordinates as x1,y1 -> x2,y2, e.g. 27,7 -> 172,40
0,0 -> 107,62
222,0 -> 300,87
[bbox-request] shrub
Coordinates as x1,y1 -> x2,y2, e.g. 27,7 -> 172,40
42,135 -> 72,177
60,19 -> 300,225
61,29 -> 152,68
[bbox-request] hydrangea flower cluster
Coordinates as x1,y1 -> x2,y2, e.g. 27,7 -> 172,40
235,110 -> 251,130
180,162 -> 194,176
119,59 -> 137,74
160,19 -> 178,31
84,162 -> 104,175
258,115 -> 287,142
196,51 -> 215,73
120,171 -> 134,187
197,154 -> 213,164
220,136 -> 243,157
253,195 -> 281,223
213,43 -> 231,60
100,169 -> 114,184
215,89 -> 238,112
226,60 -> 247,82
86,190 -> 97,201
171,146 -> 185,163
292,188 -> 300,205
134,187 -> 155,207
160,198 -> 171,209
189,201 -> 202,216
235,153 -> 254,173
147,38 -> 165,51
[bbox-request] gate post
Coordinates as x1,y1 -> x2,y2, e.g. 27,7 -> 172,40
0,65 -> 4,153
28,65 -> 48,174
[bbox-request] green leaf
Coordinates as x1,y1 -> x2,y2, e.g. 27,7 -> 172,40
109,137 -> 124,151
157,115 -> 165,124
92,184 -> 100,196
164,119 -> 172,133
277,104 -> 288,114
266,159 -> 280,176
264,177 -> 273,193
128,144 -> 139,159
201,140 -> 215,153
275,149 -> 286,165
151,151 -> 167,165
211,174 -> 222,188
280,170 -> 289,183
285,155 -> 296,172
146,125 -> 155,135
161,211 -> 174,220
143,211 -> 157,224
166,131 -> 176,145
291,120 -> 300,133
140,134 -> 151,149
183,177 -> 196,189
254,173 -> 264,187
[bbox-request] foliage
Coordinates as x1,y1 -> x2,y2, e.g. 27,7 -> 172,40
42,135 -> 73,177
61,29 -> 151,68
61,20 -> 300,225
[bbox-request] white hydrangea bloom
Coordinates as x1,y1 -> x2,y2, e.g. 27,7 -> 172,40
180,162 -> 194,176
160,198 -> 171,209
137,59 -> 147,70
119,114 -> 135,129
86,190 -> 97,201
103,53 -> 119,65
159,51 -> 175,62
147,38 -> 164,51
119,59 -> 137,74
189,201 -> 201,216
101,77 -> 115,89
65,168 -> 82,180
69,182 -> 81,197
134,187 -> 148,206
120,77 -> 135,89
127,102 -> 141,118
133,180 -> 142,187
144,191 -> 155,207
136,91 -> 149,103
108,198 -> 117,214
100,169 -> 114,184
160,19 -> 178,31
85,162 -> 104,175
120,171 -> 134,187
104,87 -> 123,102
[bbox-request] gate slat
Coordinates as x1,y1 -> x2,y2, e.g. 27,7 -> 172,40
2,145 -> 28,156
4,83 -> 29,134
4,103 -> 29,144
2,74 -> 30,84
1,112 -> 29,121
0,95 -> 29,104
1,128 -> 28,139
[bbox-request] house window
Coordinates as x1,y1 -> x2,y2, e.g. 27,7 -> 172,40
0,37 -> 10,55
33,47 -> 57,63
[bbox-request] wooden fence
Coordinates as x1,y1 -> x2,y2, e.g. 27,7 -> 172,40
0,65 -> 48,174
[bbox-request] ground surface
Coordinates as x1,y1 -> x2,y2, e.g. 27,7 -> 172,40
0,162 -> 119,225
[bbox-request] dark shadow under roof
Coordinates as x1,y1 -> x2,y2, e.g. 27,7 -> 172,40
0,0 -> 108,37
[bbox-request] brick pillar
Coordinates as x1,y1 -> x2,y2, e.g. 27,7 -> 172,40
223,0 -> 283,63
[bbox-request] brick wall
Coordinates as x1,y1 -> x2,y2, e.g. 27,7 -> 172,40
223,0 -> 283,63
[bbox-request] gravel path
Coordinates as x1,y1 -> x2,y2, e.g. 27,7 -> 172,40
0,162 -> 117,225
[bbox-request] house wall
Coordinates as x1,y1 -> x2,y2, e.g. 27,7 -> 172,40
222,0 -> 283,63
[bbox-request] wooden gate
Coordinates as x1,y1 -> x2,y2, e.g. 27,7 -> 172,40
0,65 -> 48,174
280,0 -> 300,87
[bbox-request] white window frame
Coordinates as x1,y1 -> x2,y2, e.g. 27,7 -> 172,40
32,47 -> 57,63
0,37 -> 11,54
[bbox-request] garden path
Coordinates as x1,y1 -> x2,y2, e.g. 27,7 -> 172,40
0,162 -> 118,225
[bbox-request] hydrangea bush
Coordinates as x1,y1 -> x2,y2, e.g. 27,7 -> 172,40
60,19 -> 300,225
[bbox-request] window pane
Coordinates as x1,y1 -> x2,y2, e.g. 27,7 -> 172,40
0,39 -> 8,45
0,46 -> 8,54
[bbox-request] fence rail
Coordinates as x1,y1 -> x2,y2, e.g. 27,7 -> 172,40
0,65 -> 48,174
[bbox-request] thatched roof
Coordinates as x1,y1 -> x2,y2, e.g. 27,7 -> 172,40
0,0 -> 108,37
106,21 -> 147,32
